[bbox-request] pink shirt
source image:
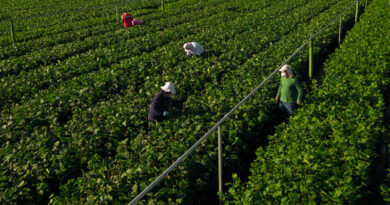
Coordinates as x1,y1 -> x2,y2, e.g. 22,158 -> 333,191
121,13 -> 133,28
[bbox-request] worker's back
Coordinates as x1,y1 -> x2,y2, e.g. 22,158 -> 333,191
121,12 -> 133,28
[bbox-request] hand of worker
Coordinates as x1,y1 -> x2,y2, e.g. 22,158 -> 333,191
163,111 -> 169,117
296,99 -> 301,105
274,96 -> 279,103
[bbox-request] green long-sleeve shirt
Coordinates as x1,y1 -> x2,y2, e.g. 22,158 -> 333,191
277,77 -> 303,103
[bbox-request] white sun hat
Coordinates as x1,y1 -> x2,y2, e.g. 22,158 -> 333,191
161,82 -> 176,95
279,64 -> 291,72
279,64 -> 294,76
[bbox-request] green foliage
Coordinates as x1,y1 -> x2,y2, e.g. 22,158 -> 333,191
224,0 -> 390,203
1,0 -> 385,204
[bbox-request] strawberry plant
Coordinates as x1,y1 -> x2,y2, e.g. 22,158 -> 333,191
224,0 -> 389,203
0,0 -> 379,204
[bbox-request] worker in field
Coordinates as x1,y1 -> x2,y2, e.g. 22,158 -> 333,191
121,10 -> 143,28
274,64 -> 303,118
148,82 -> 181,124
183,42 -> 204,57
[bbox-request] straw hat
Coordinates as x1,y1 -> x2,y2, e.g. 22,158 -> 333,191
279,64 -> 291,72
161,82 -> 176,95
279,64 -> 294,76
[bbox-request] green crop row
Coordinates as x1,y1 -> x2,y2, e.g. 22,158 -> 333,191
0,0 -> 276,203
49,0 -> 358,204
0,0 -> 237,77
0,0 -> 154,20
0,0 -> 369,204
0,0 -> 182,20
0,0 -> 268,111
0,0 -> 345,203
0,0 -> 212,56
0,0 -> 190,45
0,0 -> 271,138
0,0 -> 231,82
223,0 -> 389,204
0,1 -> 158,42
0,8 -> 150,59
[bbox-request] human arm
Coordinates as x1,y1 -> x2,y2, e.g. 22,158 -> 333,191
150,94 -> 164,119
295,79 -> 303,105
185,49 -> 192,56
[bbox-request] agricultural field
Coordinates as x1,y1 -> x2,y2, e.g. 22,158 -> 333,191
223,0 -> 390,203
1,0 -> 387,204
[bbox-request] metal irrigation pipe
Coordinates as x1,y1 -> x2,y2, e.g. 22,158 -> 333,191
129,1 -> 357,204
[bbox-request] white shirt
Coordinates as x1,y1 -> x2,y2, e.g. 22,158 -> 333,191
183,42 -> 204,56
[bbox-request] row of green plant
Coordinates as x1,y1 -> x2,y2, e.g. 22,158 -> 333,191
0,0 -> 207,56
47,0 -> 359,203
223,0 -> 389,203
0,0 -> 277,203
0,0 -> 162,35
0,0 -> 182,19
0,0 -> 348,203
0,0 -> 121,20
0,0 -> 372,203
0,0 -> 269,111
0,0 -> 193,45
0,0 -> 236,79
0,7 -> 152,59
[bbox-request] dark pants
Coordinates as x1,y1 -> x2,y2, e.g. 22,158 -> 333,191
279,101 -> 297,118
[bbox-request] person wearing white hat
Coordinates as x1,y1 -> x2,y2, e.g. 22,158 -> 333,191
148,82 -> 178,122
183,42 -> 204,57
274,64 -> 303,118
